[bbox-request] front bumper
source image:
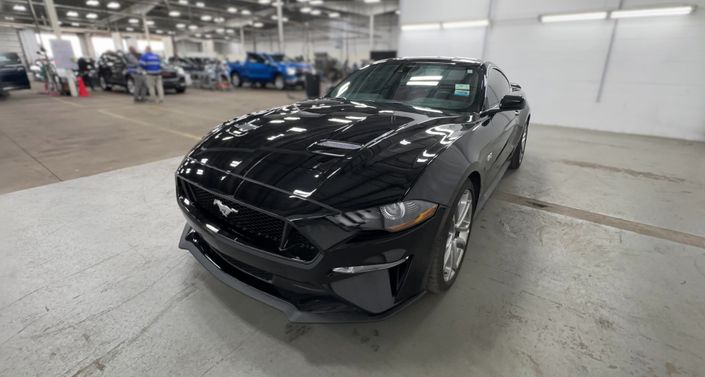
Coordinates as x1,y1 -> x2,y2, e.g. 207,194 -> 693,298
178,198 -> 445,323
163,76 -> 186,89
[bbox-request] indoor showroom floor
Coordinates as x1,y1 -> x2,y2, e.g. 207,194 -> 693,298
1,90 -> 704,377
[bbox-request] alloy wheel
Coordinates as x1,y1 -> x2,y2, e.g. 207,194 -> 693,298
127,78 -> 135,94
442,189 -> 472,282
274,76 -> 284,90
231,74 -> 240,87
99,76 -> 107,90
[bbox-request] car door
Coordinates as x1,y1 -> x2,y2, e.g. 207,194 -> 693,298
112,54 -> 128,85
483,68 -> 518,184
245,53 -> 268,80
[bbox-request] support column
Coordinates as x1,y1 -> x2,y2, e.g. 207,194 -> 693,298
275,1 -> 284,52
141,14 -> 151,46
239,26 -> 245,47
43,0 -> 62,37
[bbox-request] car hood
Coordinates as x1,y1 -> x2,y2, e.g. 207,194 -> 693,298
178,98 -> 473,216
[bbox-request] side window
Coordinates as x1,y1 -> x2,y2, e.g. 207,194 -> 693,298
485,68 -> 511,108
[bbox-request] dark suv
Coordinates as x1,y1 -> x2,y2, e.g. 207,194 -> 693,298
0,52 -> 31,94
97,51 -> 186,94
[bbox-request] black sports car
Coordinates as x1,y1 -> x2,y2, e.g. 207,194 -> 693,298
176,57 -> 530,322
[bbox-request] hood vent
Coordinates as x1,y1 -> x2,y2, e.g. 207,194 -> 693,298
307,139 -> 363,157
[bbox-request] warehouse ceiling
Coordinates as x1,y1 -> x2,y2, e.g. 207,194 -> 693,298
1,0 -> 398,41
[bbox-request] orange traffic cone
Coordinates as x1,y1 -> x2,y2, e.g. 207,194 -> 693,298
77,76 -> 90,97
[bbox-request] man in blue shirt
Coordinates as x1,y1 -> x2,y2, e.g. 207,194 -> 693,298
139,46 -> 164,103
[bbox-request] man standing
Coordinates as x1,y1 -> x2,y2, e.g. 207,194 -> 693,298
126,46 -> 146,102
139,46 -> 164,103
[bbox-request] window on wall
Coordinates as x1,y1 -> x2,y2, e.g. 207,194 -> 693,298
136,40 -> 165,55
91,37 -> 115,58
36,33 -> 84,58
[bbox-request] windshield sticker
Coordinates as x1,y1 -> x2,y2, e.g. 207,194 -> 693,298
455,83 -> 470,96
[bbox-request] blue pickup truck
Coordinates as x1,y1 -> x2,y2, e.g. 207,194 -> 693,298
228,52 -> 312,90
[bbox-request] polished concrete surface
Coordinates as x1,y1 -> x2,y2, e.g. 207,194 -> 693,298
1,89 -> 704,377
0,89 -> 302,194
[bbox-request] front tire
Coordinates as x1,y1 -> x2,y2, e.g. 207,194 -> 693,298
426,182 -> 475,293
99,75 -> 111,91
274,75 -> 285,90
126,76 -> 135,94
509,121 -> 528,169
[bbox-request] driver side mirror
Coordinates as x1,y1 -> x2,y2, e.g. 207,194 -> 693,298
499,94 -> 526,111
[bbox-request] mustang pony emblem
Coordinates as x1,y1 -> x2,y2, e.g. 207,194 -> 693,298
213,199 -> 238,217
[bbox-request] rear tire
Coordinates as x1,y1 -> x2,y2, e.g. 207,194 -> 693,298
231,72 -> 242,87
426,181 -> 475,293
176,87 -> 185,93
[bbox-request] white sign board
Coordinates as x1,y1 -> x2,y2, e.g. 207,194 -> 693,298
49,39 -> 75,70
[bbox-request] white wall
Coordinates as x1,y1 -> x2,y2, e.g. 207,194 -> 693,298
399,0 -> 705,141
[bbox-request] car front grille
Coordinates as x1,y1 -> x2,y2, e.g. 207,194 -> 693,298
178,179 -> 318,262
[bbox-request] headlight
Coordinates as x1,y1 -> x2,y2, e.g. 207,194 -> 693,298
328,200 -> 438,232
286,67 -> 296,76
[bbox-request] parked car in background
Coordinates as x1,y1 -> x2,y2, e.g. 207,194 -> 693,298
175,57 -> 531,322
0,52 -> 31,95
228,52 -> 312,90
97,51 -> 187,94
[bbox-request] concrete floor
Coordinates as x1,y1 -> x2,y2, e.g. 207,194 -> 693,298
1,89 -> 705,377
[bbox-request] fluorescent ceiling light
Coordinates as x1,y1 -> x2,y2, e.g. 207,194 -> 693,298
329,12 -> 340,18
540,11 -> 608,23
410,75 -> 442,81
128,18 -> 139,24
195,2 -> 205,8
200,15 -> 212,21
176,23 -> 186,28
216,28 -> 224,33
301,7 -> 312,13
156,29 -> 164,34
178,0 -> 188,4
107,2 -> 120,9
86,13 -> 98,19
311,9 -> 322,15
5,16 -> 15,21
214,16 -> 225,23
195,33 -> 202,37
66,11 -> 79,17
401,23 -> 441,31
188,24 -> 198,30
169,10 -> 181,17
241,9 -> 251,15
364,0 -> 381,3
610,6 -> 694,19
259,0 -> 271,3
253,22 -> 264,27
226,29 -> 235,34
13,4 -> 27,11
310,0 -> 323,4
86,0 -> 99,6
146,20 -> 155,25
443,19 -> 489,28
125,27 -> 134,31
227,7 -> 237,13
406,81 -> 439,86
72,22 -> 80,26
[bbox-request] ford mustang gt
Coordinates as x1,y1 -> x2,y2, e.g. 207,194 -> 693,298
175,57 -> 530,322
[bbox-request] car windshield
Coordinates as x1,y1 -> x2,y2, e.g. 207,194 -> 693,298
326,61 -> 483,113
0,52 -> 22,65
271,54 -> 293,62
